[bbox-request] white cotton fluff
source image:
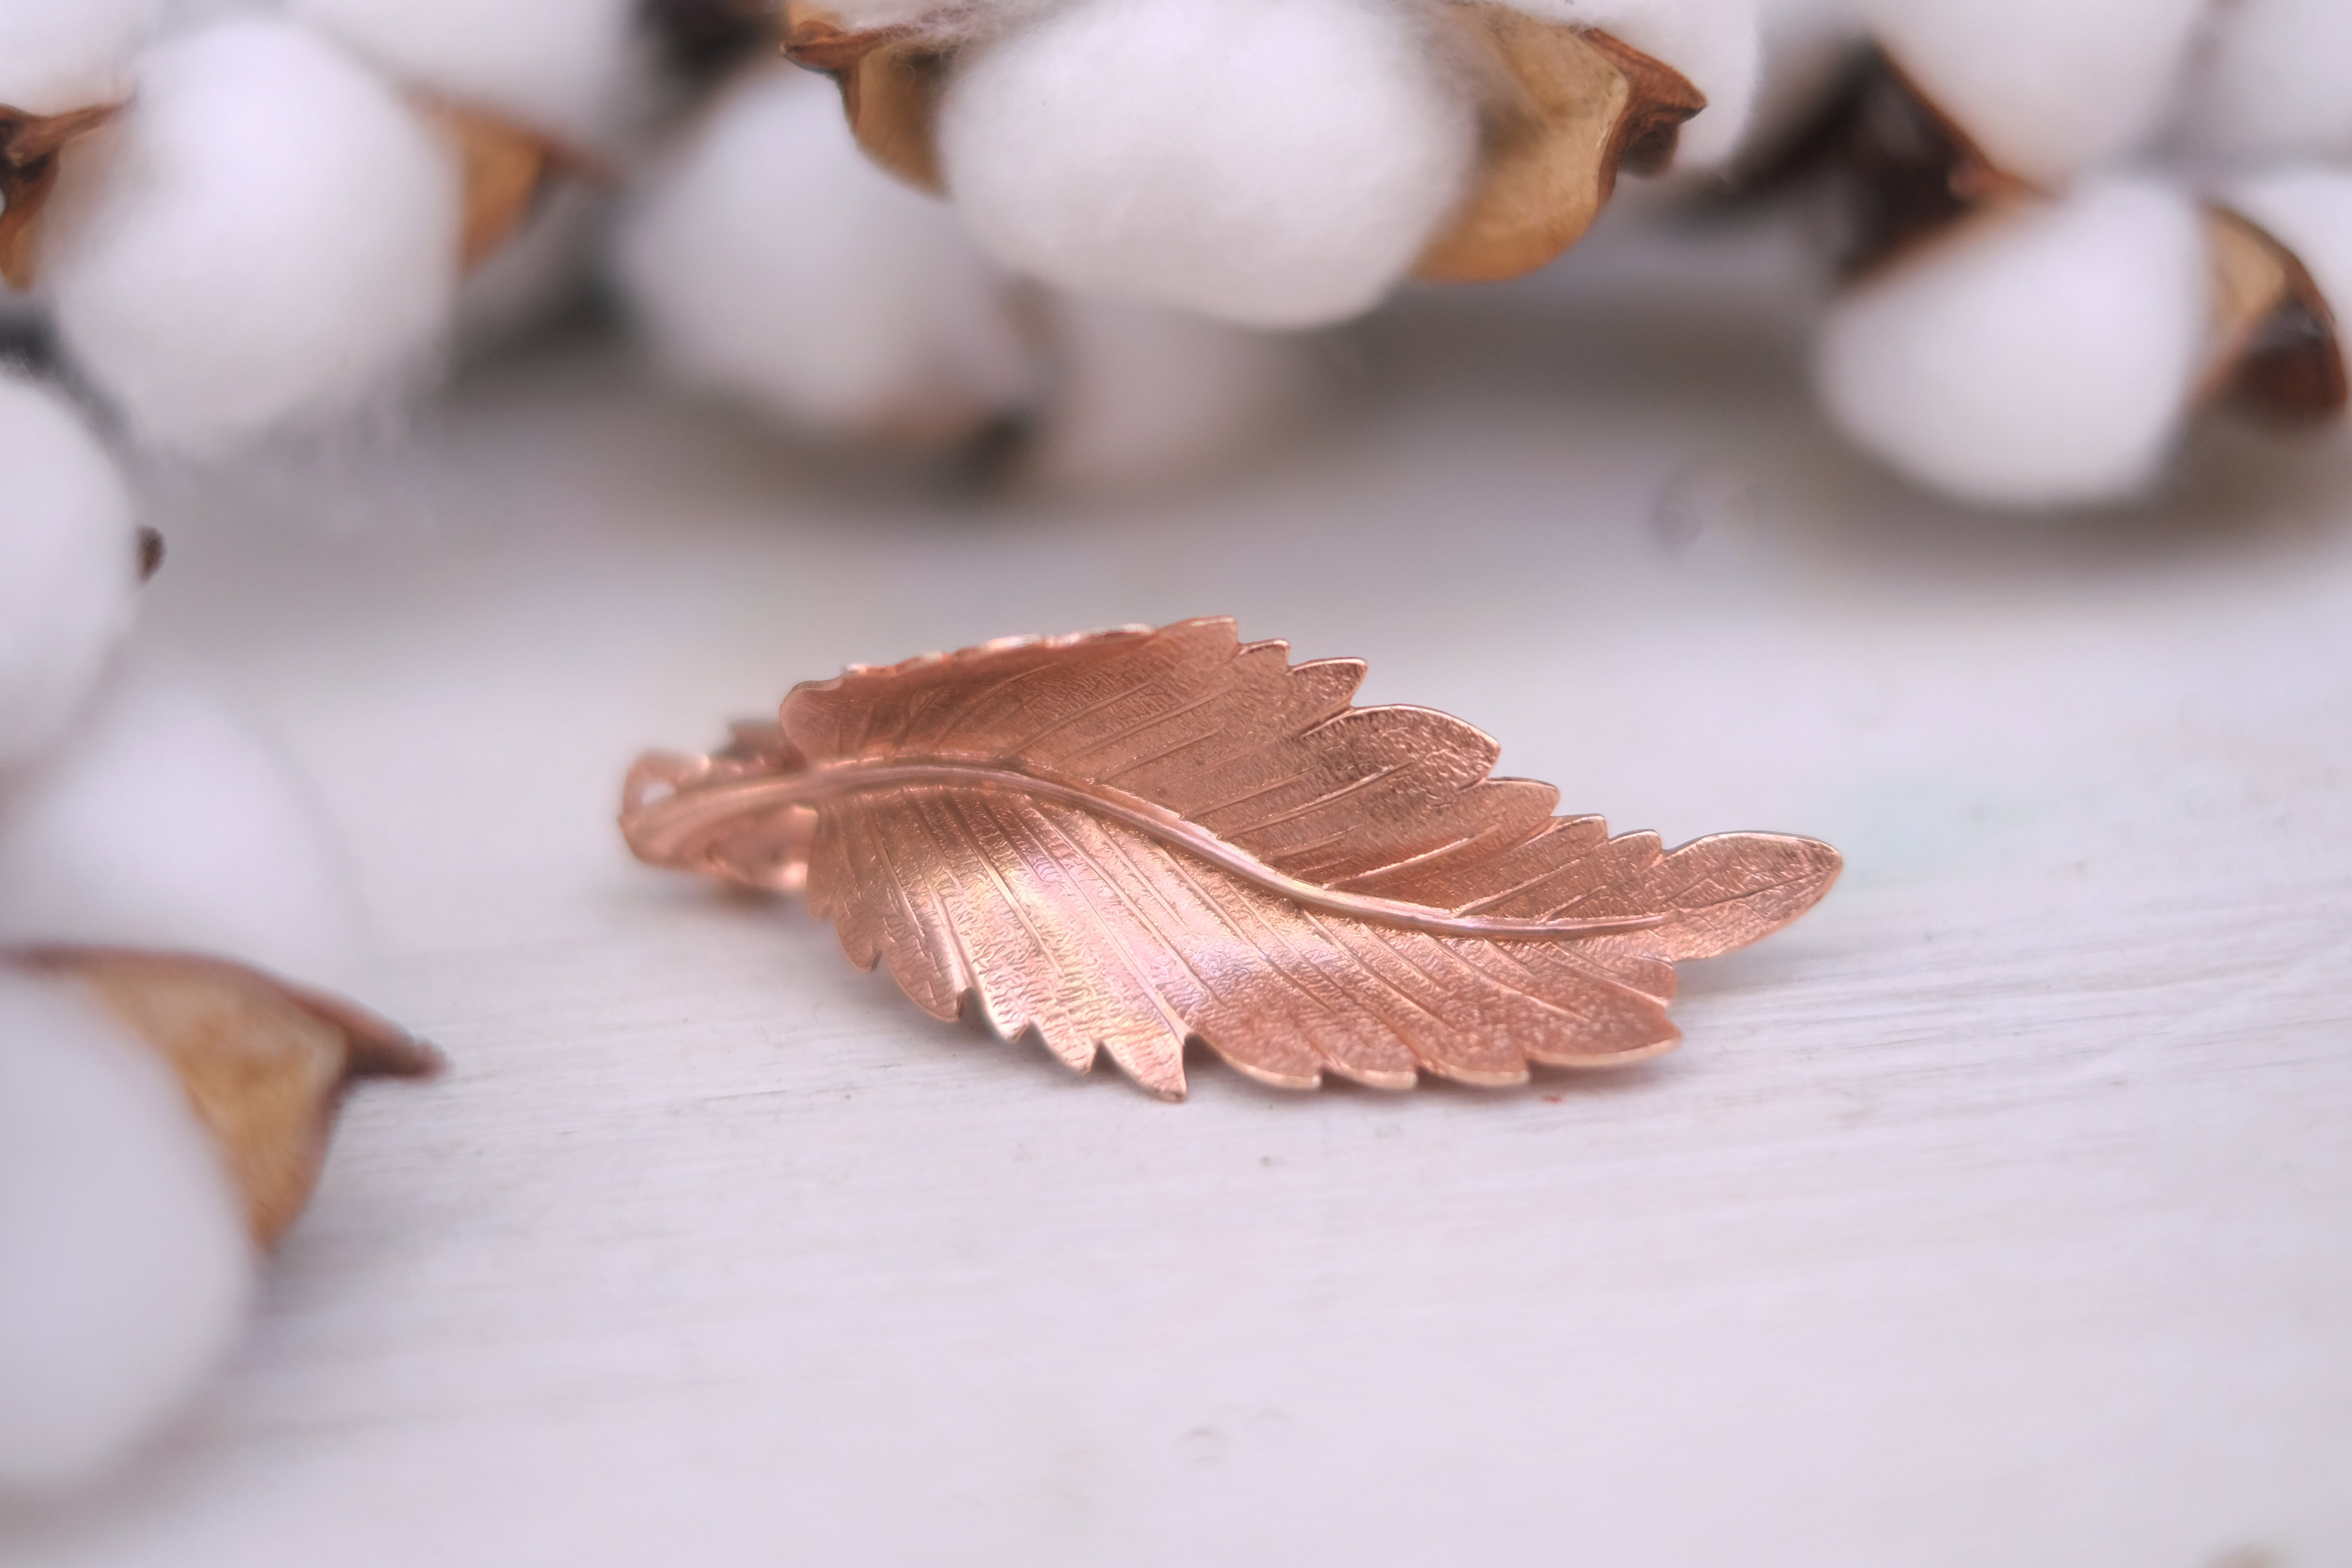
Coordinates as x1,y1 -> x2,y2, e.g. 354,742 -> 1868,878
38,18 -> 463,456
1496,0 -> 1762,168
1028,295 -> 1322,489
1814,177 -> 2209,508
1864,0 -> 2204,187
0,0 -> 162,115
617,67 -> 1040,443
2224,169 -> 2352,361
937,0 -> 1479,329
0,374 -> 138,771
0,657 -> 368,992
2186,0 -> 2352,165
0,969 -> 253,1496
284,0 -> 641,145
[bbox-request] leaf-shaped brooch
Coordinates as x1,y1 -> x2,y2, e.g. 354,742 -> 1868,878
621,619 -> 1840,1100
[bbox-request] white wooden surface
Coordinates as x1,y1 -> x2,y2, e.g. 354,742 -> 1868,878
5,251 -> 2350,1566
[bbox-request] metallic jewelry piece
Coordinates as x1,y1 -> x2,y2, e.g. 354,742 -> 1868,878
621,619 -> 1840,1099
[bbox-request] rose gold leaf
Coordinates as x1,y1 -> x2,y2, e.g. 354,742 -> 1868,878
622,619 -> 1839,1098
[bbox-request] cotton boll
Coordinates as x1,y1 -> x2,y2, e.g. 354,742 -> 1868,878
39,18 -> 462,456
0,657 -> 368,993
0,969 -> 253,1495
2186,0 -> 2352,165
1864,0 -> 2204,187
617,67 -> 1041,443
1026,295 -> 1323,491
938,0 -> 1478,329
1495,0 -> 1762,168
0,374 -> 138,770
1815,178 -> 2209,508
2224,169 -> 2352,354
0,0 -> 161,115
285,0 -> 641,146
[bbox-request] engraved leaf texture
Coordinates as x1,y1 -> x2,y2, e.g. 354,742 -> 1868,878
622,620 -> 1839,1099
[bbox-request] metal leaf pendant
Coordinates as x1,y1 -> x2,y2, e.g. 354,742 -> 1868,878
621,620 -> 1840,1099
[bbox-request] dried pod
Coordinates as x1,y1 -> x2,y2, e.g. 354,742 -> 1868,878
1414,11 -> 1702,284
1746,43 -> 2034,279
2202,205 -> 2347,423
0,101 -> 119,289
7,948 -> 439,1246
416,97 -> 605,271
782,3 -> 948,194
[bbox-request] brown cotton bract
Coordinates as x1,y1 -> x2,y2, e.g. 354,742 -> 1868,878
1736,45 -> 2035,280
782,3 -> 949,194
0,102 -> 120,290
6,948 -> 440,1247
2203,205 -> 2349,423
1764,46 -> 2346,426
415,96 -> 607,272
1414,12 -> 1702,283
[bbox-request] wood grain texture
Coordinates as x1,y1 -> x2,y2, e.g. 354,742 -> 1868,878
5,273 -> 2348,1565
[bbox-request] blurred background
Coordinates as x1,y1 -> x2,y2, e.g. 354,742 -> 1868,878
2,0 -> 2349,1563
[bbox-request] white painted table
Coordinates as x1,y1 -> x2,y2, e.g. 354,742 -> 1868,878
6,248 -> 2349,1566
